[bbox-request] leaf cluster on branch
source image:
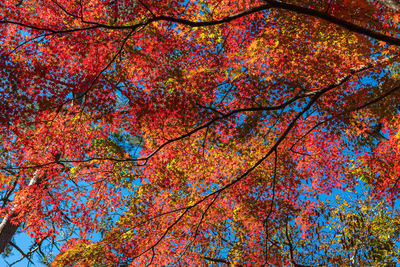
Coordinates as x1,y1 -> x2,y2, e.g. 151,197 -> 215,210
1,0 -> 400,265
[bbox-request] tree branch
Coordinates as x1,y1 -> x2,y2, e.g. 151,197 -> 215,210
204,256 -> 230,265
264,0 -> 400,46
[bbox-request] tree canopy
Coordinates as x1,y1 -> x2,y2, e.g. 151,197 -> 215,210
1,0 -> 400,265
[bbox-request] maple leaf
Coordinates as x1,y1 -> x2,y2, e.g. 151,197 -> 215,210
1,0 -> 400,266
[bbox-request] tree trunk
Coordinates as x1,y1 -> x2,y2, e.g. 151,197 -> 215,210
0,171 -> 41,253
378,0 -> 400,11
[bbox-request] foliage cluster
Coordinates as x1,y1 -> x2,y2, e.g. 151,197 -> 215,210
1,0 -> 400,265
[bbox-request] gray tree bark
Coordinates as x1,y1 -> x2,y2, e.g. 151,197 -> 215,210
378,0 -> 400,11
0,171 -> 41,253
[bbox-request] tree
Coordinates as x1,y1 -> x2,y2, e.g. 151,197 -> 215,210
1,0 -> 400,265
268,189 -> 400,266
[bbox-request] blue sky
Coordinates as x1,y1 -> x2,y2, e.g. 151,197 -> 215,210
2,1 -> 400,266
